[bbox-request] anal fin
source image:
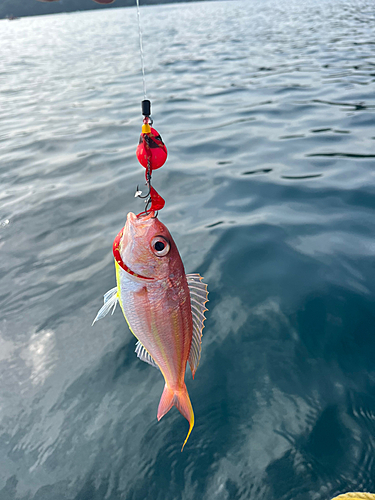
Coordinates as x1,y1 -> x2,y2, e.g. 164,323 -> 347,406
135,340 -> 159,369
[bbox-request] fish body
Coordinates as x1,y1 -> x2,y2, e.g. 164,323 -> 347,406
93,211 -> 208,450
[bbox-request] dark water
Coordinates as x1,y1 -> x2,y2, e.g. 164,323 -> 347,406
1,0 -> 375,498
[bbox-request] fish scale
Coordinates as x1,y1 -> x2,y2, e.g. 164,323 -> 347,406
118,271 -> 192,384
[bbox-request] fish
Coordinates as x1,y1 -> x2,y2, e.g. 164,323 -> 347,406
93,211 -> 208,450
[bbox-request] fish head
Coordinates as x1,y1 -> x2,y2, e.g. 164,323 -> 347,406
119,212 -> 184,280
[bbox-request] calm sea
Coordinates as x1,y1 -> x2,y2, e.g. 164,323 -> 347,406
1,1 -> 375,498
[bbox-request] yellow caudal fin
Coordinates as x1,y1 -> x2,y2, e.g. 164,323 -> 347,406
157,384 -> 194,452
175,386 -> 194,451
332,494 -> 375,500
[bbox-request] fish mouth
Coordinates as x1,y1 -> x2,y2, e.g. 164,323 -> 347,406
126,211 -> 157,235
135,211 -> 158,221
112,226 -> 154,281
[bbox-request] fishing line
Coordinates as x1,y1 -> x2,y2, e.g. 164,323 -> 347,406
133,0 -> 167,215
136,0 -> 147,100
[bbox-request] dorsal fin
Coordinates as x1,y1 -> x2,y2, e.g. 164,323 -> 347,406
186,273 -> 208,379
135,340 -> 159,369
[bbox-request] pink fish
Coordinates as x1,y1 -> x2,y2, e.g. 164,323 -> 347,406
93,211 -> 208,450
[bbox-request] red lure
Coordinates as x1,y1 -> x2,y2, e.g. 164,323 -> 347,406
136,112 -> 167,214
136,127 -> 167,171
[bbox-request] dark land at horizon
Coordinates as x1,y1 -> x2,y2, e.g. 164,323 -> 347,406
1,0 -> 206,19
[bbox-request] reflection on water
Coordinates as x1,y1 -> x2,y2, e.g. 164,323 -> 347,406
1,0 -> 375,498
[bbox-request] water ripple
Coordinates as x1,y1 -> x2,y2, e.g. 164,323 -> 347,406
1,1 -> 375,499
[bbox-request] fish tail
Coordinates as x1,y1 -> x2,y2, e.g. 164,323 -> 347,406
157,384 -> 195,452
175,385 -> 195,452
157,384 -> 175,421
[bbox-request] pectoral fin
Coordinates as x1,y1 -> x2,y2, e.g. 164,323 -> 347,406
92,286 -> 118,326
186,273 -> 208,378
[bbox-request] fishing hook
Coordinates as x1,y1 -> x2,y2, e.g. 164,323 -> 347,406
135,159 -> 152,199
135,158 -> 153,214
135,183 -> 151,199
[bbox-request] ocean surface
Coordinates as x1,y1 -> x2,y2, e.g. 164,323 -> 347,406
1,0 -> 375,498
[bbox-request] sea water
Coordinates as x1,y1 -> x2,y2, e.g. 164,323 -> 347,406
1,1 -> 375,498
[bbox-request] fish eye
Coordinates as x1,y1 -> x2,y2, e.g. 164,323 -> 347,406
151,236 -> 170,257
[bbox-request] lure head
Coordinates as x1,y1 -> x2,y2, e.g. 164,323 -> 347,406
117,212 -> 184,281
136,127 -> 168,170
